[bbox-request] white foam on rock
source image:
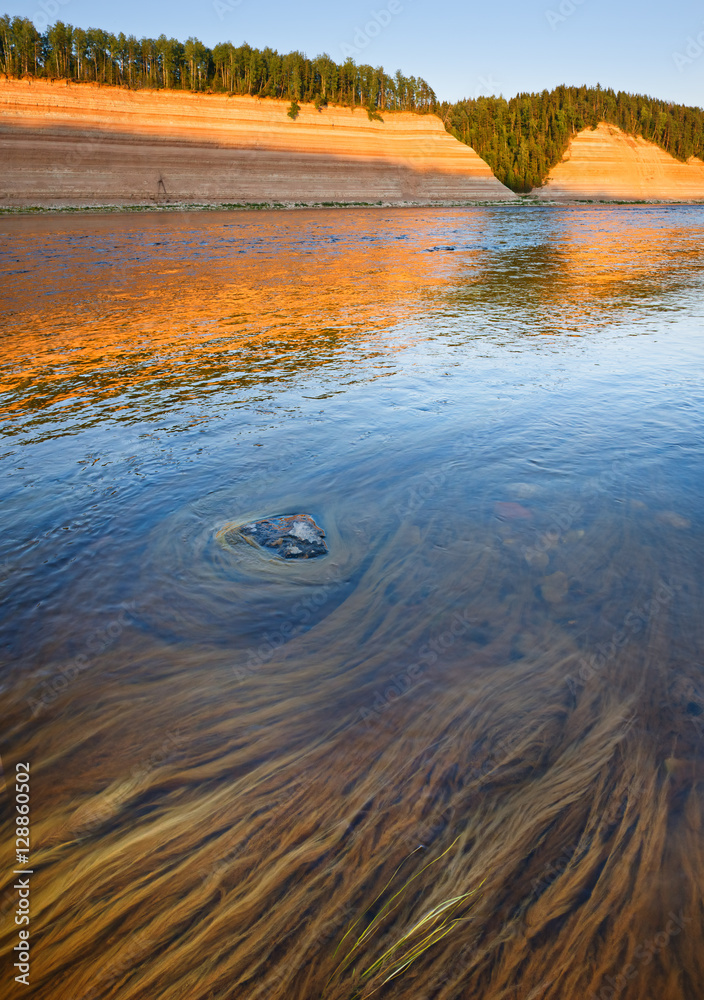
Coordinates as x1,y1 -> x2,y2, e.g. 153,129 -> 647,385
290,521 -> 319,542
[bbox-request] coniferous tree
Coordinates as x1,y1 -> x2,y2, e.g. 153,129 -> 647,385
2,13 -> 703,190
0,13 -> 437,113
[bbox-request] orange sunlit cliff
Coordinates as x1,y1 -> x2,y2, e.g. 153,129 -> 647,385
0,79 -> 515,207
538,121 -> 704,201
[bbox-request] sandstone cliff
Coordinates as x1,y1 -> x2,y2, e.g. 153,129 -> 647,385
537,121 -> 704,201
0,79 -> 515,207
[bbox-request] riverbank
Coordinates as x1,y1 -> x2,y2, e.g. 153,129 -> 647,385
0,78 -> 515,207
4,198 -> 701,217
538,121 -> 704,202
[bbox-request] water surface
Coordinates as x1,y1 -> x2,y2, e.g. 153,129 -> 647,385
1,206 -> 703,1000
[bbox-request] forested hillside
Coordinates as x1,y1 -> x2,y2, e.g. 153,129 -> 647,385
2,13 -> 704,192
0,14 -> 436,112
442,86 -> 704,191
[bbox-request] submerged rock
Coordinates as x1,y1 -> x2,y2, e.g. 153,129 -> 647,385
524,549 -> 550,571
540,571 -> 569,603
508,482 -> 542,499
237,514 -> 327,559
656,510 -> 691,530
494,501 -> 533,521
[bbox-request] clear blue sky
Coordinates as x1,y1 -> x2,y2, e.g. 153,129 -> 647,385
7,0 -> 704,106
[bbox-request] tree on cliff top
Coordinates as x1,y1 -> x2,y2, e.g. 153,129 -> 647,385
442,86 -> 704,192
0,13 -> 436,115
2,13 -> 703,191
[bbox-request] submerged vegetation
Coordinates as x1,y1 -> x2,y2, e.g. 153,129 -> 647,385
322,841 -> 481,999
2,183 -> 703,1000
2,12 -> 704,191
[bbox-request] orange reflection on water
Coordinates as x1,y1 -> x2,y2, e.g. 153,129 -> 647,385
0,209 -> 457,428
2,206 -> 703,433
2,205 -> 704,1000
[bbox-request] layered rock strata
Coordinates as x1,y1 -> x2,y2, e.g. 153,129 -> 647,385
0,79 -> 515,207
538,121 -> 704,201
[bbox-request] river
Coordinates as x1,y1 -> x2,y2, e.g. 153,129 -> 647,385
1,205 -> 703,1000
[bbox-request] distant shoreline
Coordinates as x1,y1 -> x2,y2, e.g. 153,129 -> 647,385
0,81 -> 514,208
4,81 -> 704,206
3,199 -> 704,218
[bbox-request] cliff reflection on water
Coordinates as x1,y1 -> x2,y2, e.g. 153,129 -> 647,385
1,206 -> 703,1000
3,207 -> 702,436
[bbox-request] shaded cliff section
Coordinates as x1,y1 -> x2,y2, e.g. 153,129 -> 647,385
0,79 -> 515,208
538,122 -> 704,202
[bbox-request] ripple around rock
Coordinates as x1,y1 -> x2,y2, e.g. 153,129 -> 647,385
223,514 -> 328,560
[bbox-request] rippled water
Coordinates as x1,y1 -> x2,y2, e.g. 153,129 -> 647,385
1,206 -> 703,1000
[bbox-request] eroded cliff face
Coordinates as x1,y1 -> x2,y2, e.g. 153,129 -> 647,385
0,79 -> 515,207
537,121 -> 704,201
